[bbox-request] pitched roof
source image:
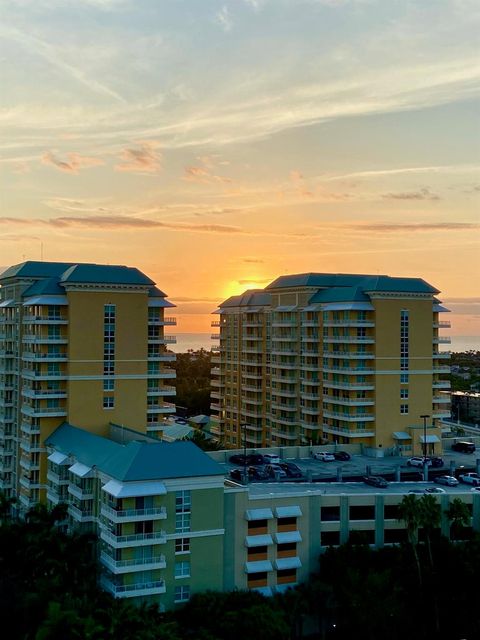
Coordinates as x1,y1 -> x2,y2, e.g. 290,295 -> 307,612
309,286 -> 371,303
0,261 -> 74,281
46,422 -> 224,481
22,277 -> 65,298
266,273 -> 438,294
60,264 -> 155,286
219,290 -> 271,308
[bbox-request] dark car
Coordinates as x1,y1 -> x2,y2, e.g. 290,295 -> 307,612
229,454 -> 248,465
279,462 -> 303,478
229,468 -> 244,481
363,475 -> 389,488
452,441 -> 476,453
333,451 -> 351,461
248,466 -> 269,480
247,454 -> 265,466
428,456 -> 444,468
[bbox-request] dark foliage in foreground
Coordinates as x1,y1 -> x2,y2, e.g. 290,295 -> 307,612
2,495 -> 480,639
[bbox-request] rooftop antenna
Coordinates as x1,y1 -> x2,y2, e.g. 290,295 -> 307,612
40,242 -> 44,261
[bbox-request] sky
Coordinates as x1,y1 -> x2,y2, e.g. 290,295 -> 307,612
0,0 -> 479,336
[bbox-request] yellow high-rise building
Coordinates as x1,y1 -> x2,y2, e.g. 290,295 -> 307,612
0,261 -> 176,511
210,273 -> 451,454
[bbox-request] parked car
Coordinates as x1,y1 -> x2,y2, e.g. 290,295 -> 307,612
263,453 -> 281,464
408,489 -> 426,494
471,487 -> 480,493
452,441 -> 476,453
428,456 -> 444,468
279,462 -> 303,478
247,454 -> 265,466
229,468 -> 245,481
265,463 -> 287,478
333,451 -> 351,461
229,454 -> 248,465
436,475 -> 459,486
248,465 -> 269,480
459,472 -> 480,486
363,475 -> 389,488
407,457 -> 432,468
425,486 -> 446,494
312,452 -> 335,462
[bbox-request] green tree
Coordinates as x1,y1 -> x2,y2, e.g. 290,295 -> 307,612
398,494 -> 423,585
445,497 -> 471,540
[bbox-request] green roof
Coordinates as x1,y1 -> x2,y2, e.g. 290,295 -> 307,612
22,277 -> 65,298
266,273 -> 438,294
46,423 -> 224,481
60,264 -> 154,286
309,286 -> 371,304
0,261 -> 74,281
219,290 -> 271,308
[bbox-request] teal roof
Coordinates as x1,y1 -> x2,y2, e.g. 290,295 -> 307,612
22,277 -> 65,298
266,273 -> 438,294
149,286 -> 167,298
0,261 -> 74,281
46,423 -> 224,481
309,286 -> 370,304
60,264 -> 154,286
219,290 -> 271,308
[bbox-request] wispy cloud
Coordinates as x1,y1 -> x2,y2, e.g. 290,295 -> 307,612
352,222 -> 480,232
115,142 -> 162,173
381,188 -> 440,201
41,151 -> 104,174
183,165 -> 233,184
242,258 -> 264,263
215,5 -> 233,32
326,164 -> 480,182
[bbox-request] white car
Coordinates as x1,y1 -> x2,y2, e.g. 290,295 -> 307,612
262,453 -> 281,464
312,452 -> 335,462
407,457 -> 432,468
459,472 -> 480,486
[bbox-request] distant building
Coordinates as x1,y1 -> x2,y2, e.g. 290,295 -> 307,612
210,273 -> 451,455
451,391 -> 480,424
0,261 -> 176,510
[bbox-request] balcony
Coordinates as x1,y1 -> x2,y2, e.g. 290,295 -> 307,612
241,384 -> 262,393
432,395 -> 450,404
22,335 -> 68,345
69,504 -> 96,522
242,320 -> 263,328
68,484 -> 95,500
300,363 -> 321,372
242,371 -> 263,380
244,423 -> 263,432
211,333 -> 220,340
22,352 -> 67,363
323,380 -> 374,391
271,401 -> 296,412
47,470 -> 69,485
148,336 -> 176,345
101,504 -> 167,522
299,377 -> 320,386
20,421 -> 41,435
148,369 -> 176,379
147,353 -> 176,362
100,576 -> 166,598
324,351 -> 374,360
300,390 -> 320,400
19,476 -> 43,490
100,552 -> 166,574
325,397 -> 375,407
432,380 -> 450,389
241,408 -> 263,419
270,415 -> 297,426
21,405 -> 67,418
299,420 -> 321,431
149,316 -> 176,326
100,527 -> 167,548
242,334 -> 263,342
19,457 -> 40,471
22,388 -> 67,400
323,320 -> 375,328
23,315 -> 68,325
323,366 -> 374,375
147,386 -> 175,397
323,337 -> 375,344
322,424 -> 375,438
433,351 -> 451,359
210,402 -> 222,412
273,387 -> 297,398
433,321 -> 451,328
301,406 -> 320,416
433,337 -> 451,344
22,369 -> 67,381
271,429 -> 298,441
146,402 -> 176,414
322,409 -> 375,422
20,439 -> 44,454
270,375 -> 296,384
271,362 -> 298,371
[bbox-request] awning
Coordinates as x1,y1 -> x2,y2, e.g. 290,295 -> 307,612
23,295 -> 68,306
245,508 -> 274,521
275,505 -> 302,518
275,305 -> 297,312
274,531 -> 302,544
245,534 -> 273,548
0,299 -> 15,308
433,304 -> 450,313
244,560 -> 273,574
102,479 -> 167,498
69,462 -> 94,478
393,431 -> 412,441
148,299 -> 175,308
302,304 -> 322,312
274,557 -> 302,570
420,435 -> 441,444
48,451 -> 69,465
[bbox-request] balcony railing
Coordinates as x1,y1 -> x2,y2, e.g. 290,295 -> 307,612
101,504 -> 167,522
100,528 -> 167,547
100,577 -> 166,598
100,552 -> 166,573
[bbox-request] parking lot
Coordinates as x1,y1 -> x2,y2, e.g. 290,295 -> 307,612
219,450 -> 480,485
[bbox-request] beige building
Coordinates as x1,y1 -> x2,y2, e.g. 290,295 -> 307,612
210,273 -> 451,455
0,261 -> 176,511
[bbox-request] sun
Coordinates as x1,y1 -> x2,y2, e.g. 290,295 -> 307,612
221,278 -> 266,300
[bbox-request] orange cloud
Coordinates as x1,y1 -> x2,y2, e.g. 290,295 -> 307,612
115,142 -> 162,173
41,151 -> 104,174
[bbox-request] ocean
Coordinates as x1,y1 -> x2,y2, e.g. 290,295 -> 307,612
173,333 -> 480,353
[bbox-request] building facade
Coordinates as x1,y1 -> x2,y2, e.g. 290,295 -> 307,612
44,424 -> 480,606
210,273 -> 451,454
0,261 -> 176,510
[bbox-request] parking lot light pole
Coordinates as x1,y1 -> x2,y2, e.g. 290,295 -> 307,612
420,414 -> 430,459
242,423 -> 248,485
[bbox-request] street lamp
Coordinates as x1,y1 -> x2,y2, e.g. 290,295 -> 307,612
420,414 -> 430,459
242,423 -> 248,485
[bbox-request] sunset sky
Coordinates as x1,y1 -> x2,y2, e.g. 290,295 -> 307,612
0,0 -> 479,335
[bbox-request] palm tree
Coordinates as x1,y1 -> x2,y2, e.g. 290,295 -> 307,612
418,494 -> 441,568
398,494 -> 423,585
0,491 -> 16,524
445,498 -> 471,541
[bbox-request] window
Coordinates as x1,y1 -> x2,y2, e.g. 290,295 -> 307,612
400,373 -> 409,384
175,561 -> 190,578
103,396 -> 114,409
321,530 -> 340,546
277,568 -> 297,581
175,538 -> 190,554
174,585 -> 190,603
175,512 -> 191,533
277,516 -> 297,527
175,490 -> 191,513
400,404 -> 409,415
349,505 -> 375,521
400,388 -> 408,399
103,379 -> 114,391
321,506 -> 340,521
